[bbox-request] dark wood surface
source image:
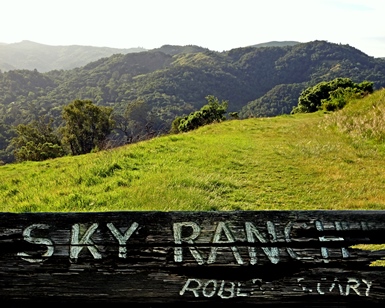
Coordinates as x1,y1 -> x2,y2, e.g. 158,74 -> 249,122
1,210 -> 385,307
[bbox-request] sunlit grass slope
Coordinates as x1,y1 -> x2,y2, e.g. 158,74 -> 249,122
1,89 -> 385,212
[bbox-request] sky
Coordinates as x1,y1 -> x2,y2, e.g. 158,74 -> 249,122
1,0 -> 384,57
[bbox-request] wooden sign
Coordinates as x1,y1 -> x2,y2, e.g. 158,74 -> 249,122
1,210 -> 385,306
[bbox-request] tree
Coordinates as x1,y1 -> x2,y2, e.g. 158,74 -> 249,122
11,116 -> 65,162
292,78 -> 374,113
0,121 -> 16,163
61,100 -> 114,155
171,95 -> 228,133
113,99 -> 152,144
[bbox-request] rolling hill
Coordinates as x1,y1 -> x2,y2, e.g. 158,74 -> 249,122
0,40 -> 146,72
1,40 -> 385,163
1,88 -> 385,212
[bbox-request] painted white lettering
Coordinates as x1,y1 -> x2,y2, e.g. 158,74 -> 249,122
284,221 -> 299,260
334,222 -> 350,258
360,221 -> 369,231
362,279 -> 372,296
179,277 -> 372,299
337,279 -> 346,296
315,277 -> 372,296
173,222 -> 204,265
295,277 -> 312,293
236,282 -> 249,297
245,221 -> 279,264
329,278 -> 337,293
208,222 -> 243,264
316,221 -> 349,261
284,222 -> 313,261
180,279 -> 251,298
202,280 -> 217,297
179,278 -> 201,297
17,224 -> 54,263
217,280 -> 235,299
346,278 -> 361,296
107,222 -> 139,258
70,223 -> 102,260
317,278 -> 327,295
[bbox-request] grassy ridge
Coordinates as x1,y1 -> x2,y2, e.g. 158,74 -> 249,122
1,89 -> 385,213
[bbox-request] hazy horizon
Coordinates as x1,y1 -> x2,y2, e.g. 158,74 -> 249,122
1,0 -> 384,57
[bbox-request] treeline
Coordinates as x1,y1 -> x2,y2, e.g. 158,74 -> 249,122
10,95 -> 231,162
1,40 -> 385,163
7,78 -> 374,163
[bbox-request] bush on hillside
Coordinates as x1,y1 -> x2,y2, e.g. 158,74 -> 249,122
292,78 -> 374,113
171,95 -> 228,133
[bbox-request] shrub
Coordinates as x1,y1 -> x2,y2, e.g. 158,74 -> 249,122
172,95 -> 228,133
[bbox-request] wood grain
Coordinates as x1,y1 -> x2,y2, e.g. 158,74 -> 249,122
1,211 -> 385,306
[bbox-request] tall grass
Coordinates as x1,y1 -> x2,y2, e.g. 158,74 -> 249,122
323,89 -> 385,142
1,89 -> 385,212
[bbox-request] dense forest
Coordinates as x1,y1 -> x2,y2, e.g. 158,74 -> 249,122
1,40 -> 385,163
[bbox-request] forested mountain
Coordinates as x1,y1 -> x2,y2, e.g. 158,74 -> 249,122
1,40 -> 385,163
0,40 -> 146,72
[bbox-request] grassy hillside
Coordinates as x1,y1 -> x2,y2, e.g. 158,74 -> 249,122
1,89 -> 385,213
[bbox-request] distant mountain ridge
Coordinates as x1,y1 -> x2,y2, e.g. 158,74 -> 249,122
0,40 -> 302,73
150,44 -> 210,55
250,41 -> 301,48
0,40 -> 147,72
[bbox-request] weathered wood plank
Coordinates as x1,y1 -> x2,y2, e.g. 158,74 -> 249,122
0,210 -> 385,306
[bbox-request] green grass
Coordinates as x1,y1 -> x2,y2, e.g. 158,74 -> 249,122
1,89 -> 385,213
